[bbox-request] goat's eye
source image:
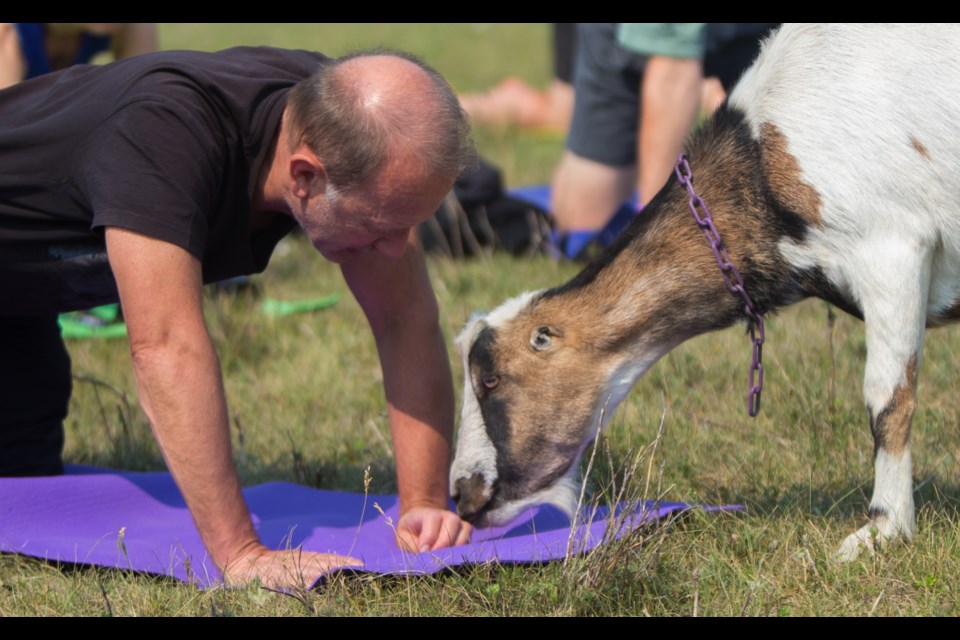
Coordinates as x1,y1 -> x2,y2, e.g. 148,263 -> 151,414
530,326 -> 552,351
482,375 -> 500,389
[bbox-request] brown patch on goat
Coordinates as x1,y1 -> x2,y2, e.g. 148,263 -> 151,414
496,108 -> 799,478
664,117 -> 782,327
910,136 -> 931,160
575,113 -> 781,352
760,123 -> 823,228
870,354 -> 918,456
549,108 -> 794,348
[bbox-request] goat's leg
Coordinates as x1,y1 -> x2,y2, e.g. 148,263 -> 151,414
834,241 -> 931,561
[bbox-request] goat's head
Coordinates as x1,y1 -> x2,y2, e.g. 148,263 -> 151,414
449,290 -> 643,526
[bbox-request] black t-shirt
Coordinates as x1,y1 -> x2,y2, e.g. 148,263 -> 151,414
0,46 -> 328,315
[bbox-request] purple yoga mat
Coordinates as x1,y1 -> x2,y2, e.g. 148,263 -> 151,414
0,465 -> 733,589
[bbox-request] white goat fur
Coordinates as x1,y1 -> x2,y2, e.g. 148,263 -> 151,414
449,24 -> 960,561
736,23 -> 960,559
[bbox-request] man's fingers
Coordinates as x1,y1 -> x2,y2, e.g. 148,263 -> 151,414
418,512 -> 473,551
454,519 -> 473,547
396,507 -> 474,552
395,527 -> 421,552
313,552 -> 363,571
414,514 -> 442,552
224,549 -> 363,590
430,513 -> 472,550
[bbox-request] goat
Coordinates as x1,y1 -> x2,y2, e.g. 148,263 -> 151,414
449,23 -> 960,561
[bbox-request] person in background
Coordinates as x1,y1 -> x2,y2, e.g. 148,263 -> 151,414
549,23 -> 777,260
0,23 -> 158,89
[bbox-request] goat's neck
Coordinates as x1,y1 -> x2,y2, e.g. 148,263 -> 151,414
540,109 -> 802,362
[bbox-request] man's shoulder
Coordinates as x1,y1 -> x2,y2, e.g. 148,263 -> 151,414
82,46 -> 329,99
90,46 -> 329,117
140,46 -> 329,75
218,45 -> 330,63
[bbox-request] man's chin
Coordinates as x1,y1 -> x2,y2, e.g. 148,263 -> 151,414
320,249 -> 359,264
323,246 -> 379,263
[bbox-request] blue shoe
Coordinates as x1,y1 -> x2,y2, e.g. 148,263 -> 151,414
596,202 -> 641,248
547,229 -> 600,261
548,201 -> 641,261
563,230 -> 600,260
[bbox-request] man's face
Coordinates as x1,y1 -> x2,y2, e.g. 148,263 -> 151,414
292,162 -> 453,264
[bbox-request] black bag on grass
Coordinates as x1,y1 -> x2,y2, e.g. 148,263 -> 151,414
418,158 -> 553,258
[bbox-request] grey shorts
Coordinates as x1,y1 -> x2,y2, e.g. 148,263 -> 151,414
566,23 -> 647,168
565,23 -> 778,168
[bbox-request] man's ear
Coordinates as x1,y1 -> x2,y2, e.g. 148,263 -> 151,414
289,151 -> 327,199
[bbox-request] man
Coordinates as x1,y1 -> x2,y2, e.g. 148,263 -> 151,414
549,23 -> 776,260
0,46 -> 475,588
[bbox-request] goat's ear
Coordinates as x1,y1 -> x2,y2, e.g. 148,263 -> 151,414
456,312 -> 487,357
530,325 -> 563,351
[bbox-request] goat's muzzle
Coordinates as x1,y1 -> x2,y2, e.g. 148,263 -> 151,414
451,473 -> 494,523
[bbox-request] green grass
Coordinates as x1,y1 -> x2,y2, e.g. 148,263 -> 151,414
4,23 -> 960,617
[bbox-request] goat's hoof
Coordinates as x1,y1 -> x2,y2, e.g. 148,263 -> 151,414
834,533 -> 872,563
833,524 -> 888,562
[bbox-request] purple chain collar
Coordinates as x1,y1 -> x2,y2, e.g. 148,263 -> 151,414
674,154 -> 766,417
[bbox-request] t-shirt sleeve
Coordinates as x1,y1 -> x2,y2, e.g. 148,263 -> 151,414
78,96 -> 226,260
617,23 -> 707,59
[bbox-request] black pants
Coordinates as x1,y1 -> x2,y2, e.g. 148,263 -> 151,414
705,23 -> 781,92
0,314 -> 70,476
552,23 -> 578,85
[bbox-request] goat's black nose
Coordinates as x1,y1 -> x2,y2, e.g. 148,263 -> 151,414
452,474 -> 494,523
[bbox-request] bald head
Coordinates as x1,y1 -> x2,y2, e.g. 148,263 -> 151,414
286,49 -> 475,191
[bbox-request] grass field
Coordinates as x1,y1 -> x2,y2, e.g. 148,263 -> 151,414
2,23 -> 959,616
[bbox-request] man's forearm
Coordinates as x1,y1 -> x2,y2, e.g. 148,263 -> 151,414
381,317 -> 472,553
130,337 -> 260,568
378,316 -> 455,513
340,240 -> 457,514
639,55 -> 703,206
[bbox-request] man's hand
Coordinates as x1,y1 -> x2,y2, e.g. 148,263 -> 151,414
396,506 -> 472,553
222,542 -> 363,590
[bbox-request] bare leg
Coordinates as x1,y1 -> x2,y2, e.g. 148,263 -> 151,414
550,150 -> 635,233
460,78 -> 572,132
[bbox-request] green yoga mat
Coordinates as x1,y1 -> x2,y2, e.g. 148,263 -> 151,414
261,293 -> 340,317
59,295 -> 340,340
59,304 -> 127,339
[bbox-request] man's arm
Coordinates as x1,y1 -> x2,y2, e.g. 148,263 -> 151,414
105,226 -> 360,587
615,23 -> 706,207
341,234 -> 472,551
638,54 -> 703,206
